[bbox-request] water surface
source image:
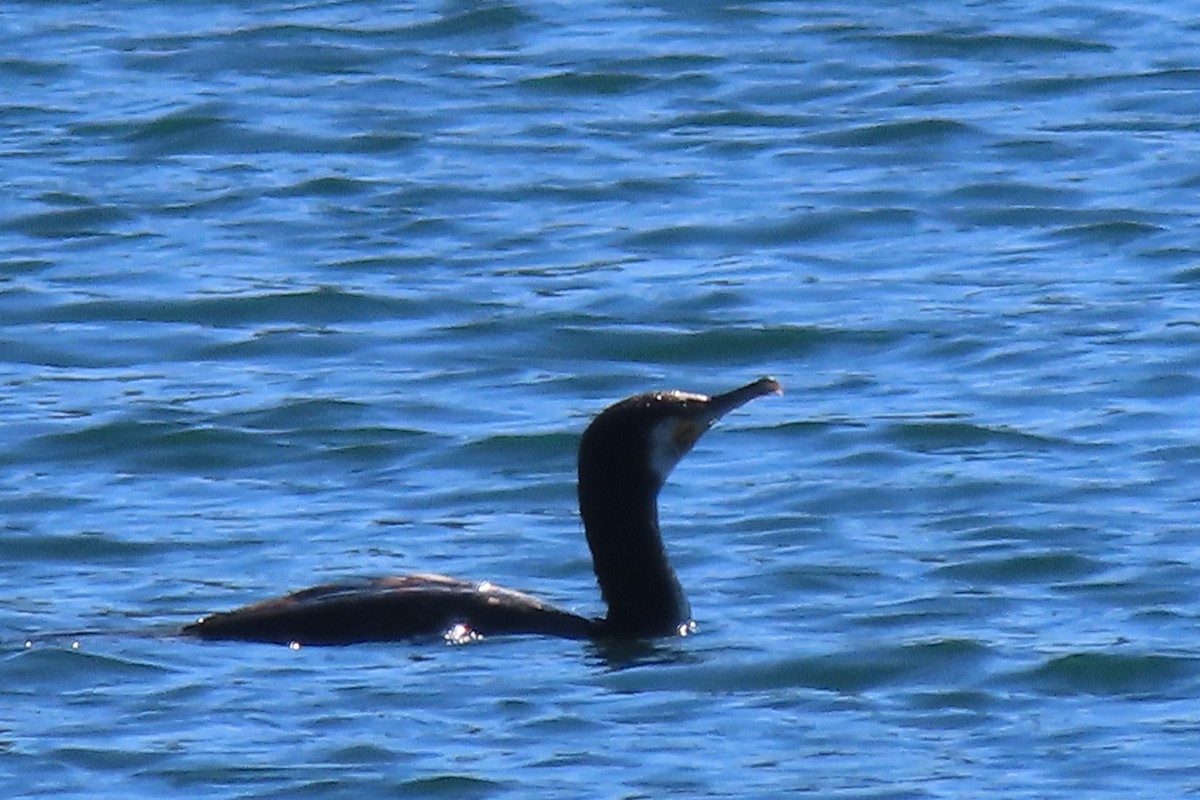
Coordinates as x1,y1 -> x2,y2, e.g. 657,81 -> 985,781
3,1 -> 1200,797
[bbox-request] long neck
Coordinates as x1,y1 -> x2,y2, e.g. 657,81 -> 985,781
578,467 -> 691,637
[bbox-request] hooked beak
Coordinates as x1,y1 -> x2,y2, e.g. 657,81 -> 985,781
704,376 -> 784,420
672,376 -> 783,451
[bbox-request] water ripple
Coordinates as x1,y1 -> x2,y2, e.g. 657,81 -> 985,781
1020,651 -> 1200,697
4,1 -> 1200,798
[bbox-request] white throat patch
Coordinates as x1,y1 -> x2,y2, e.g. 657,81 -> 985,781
648,417 -> 701,482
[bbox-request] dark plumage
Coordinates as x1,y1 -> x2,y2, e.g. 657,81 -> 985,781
183,377 -> 781,645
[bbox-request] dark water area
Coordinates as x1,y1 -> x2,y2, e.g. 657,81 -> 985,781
3,2 -> 1200,797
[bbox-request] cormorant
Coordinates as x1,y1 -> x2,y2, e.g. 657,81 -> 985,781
183,377 -> 781,645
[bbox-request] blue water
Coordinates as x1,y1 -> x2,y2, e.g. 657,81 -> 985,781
4,1 -> 1200,797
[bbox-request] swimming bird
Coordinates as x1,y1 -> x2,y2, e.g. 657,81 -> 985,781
183,377 -> 781,645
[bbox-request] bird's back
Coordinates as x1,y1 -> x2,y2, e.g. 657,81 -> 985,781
183,574 -> 597,645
